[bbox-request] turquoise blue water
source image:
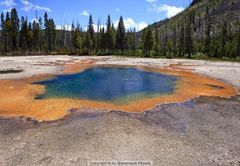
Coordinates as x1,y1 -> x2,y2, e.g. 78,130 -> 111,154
35,67 -> 178,103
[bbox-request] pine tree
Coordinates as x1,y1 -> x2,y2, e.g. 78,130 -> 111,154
236,21 -> 240,59
143,27 -> 153,57
87,15 -> 94,52
96,19 -> 100,53
116,16 -> 125,55
19,16 -> 28,53
44,12 -> 49,52
5,12 -> 11,52
153,28 -> 160,56
72,23 -> 82,54
71,22 -> 75,51
44,13 -> 56,53
62,26 -> 67,52
185,15 -> 194,58
33,20 -> 41,52
105,15 -> 115,54
124,30 -> 130,54
49,19 -> 56,51
10,8 -> 19,52
205,7 -> 211,57
132,28 -> 137,55
159,30 -> 164,55
57,25 -> 66,53
127,28 -> 137,56
83,32 -> 92,54
163,26 -> 168,57
38,17 -> 44,52
173,25 -> 177,56
99,27 -> 106,53
178,22 -> 185,57
211,36 -> 221,58
0,13 -> 5,54
27,22 -> 33,54
88,15 -> 94,40
167,41 -> 173,58
111,23 -> 116,50
220,19 -> 227,59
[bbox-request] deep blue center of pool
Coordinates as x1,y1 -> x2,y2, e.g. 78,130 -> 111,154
35,67 -> 178,103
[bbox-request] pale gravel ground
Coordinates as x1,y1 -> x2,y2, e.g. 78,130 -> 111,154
0,55 -> 240,88
0,56 -> 240,166
0,96 -> 240,166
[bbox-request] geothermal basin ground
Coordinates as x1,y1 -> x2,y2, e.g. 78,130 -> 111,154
0,56 -> 240,166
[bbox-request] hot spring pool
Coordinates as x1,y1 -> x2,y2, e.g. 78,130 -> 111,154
35,67 -> 178,104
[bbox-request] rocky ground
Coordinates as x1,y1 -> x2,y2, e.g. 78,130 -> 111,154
0,96 -> 240,166
0,55 -> 239,88
0,56 -> 240,166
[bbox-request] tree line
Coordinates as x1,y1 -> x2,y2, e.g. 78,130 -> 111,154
0,9 -> 138,56
0,7 -> 239,60
71,15 -> 138,56
0,9 -> 56,55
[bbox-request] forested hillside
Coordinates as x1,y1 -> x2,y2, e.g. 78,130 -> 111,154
147,0 -> 240,59
0,0 -> 239,60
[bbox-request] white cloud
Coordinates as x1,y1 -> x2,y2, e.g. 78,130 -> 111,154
0,0 -> 16,7
148,4 -> 184,18
114,18 -> 148,31
145,0 -> 158,3
21,0 -> 51,12
0,0 -> 16,12
93,24 -> 105,32
83,24 -> 105,32
115,8 -> 120,12
3,8 -> 11,12
80,10 -> 90,17
35,5 -> 51,12
82,18 -> 147,32
56,24 -> 72,31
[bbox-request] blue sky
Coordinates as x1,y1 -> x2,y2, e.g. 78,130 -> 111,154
0,0 -> 191,31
